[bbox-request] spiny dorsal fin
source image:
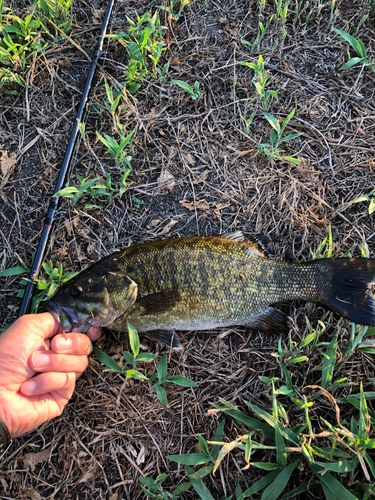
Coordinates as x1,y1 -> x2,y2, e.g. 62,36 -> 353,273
221,231 -> 246,242
220,231 -> 274,256
137,290 -> 181,315
244,307 -> 289,334
145,330 -> 182,350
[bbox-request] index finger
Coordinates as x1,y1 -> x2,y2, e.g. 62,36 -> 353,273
8,312 -> 62,341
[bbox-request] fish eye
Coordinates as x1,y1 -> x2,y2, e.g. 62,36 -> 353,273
69,285 -> 82,298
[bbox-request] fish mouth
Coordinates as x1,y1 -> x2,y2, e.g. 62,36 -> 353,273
45,301 -> 90,334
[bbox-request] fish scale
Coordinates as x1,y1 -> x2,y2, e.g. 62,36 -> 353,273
47,233 -> 375,348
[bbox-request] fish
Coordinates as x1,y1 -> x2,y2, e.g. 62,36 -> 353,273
46,232 -> 375,349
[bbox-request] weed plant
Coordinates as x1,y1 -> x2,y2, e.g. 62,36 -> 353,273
162,319 -> 375,500
157,0 -> 191,22
108,12 -> 167,93
55,79 -> 135,207
0,255 -> 78,313
256,109 -> 303,164
170,79 -> 201,100
94,323 -> 197,406
238,55 -> 278,112
353,189 -> 375,215
334,28 -> 375,73
0,0 -> 72,93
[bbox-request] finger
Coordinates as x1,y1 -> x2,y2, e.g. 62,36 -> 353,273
9,312 -> 61,342
86,326 -> 102,341
29,351 -> 89,374
20,371 -> 77,396
51,333 -> 92,355
50,372 -> 76,413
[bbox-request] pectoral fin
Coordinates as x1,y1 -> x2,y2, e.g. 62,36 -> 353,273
244,307 -> 289,334
137,290 -> 181,315
145,330 -> 182,350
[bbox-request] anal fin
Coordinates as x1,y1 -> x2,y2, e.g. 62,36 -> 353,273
145,330 -> 182,350
244,307 -> 289,334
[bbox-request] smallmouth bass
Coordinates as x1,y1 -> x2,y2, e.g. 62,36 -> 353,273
47,232 -> 375,349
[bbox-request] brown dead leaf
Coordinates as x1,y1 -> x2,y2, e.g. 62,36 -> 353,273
92,8 -> 104,23
180,199 -> 210,211
136,445 -> 146,465
157,170 -> 175,191
59,58 -> 71,69
1,150 -> 17,176
78,466 -> 96,484
160,220 -> 178,236
22,448 -> 51,472
214,202 -> 231,218
109,492 -> 119,500
192,169 -> 210,184
20,490 -> 41,500
182,152 -> 195,165
283,60 -> 294,72
0,477 -> 8,494
147,219 -> 161,229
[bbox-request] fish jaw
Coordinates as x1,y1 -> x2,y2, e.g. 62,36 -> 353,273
45,300 -> 90,333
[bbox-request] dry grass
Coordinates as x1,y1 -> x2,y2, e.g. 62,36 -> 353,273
1,0 -> 375,498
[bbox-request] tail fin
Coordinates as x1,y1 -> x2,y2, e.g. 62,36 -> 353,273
312,258 -> 375,325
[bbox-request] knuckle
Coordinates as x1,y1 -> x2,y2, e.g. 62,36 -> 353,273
64,372 -> 75,388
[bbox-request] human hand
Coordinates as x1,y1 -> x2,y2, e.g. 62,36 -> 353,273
0,312 -> 101,438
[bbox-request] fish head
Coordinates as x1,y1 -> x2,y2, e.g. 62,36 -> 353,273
45,268 -> 138,333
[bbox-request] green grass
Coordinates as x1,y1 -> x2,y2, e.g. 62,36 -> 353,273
333,28 -> 375,73
256,109 -> 303,165
170,79 -> 201,100
0,255 -> 78,312
94,323 -> 197,406
163,322 -> 375,499
108,11 -> 167,93
0,0 -> 72,93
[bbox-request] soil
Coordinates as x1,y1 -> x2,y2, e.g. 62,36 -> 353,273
1,0 -> 375,498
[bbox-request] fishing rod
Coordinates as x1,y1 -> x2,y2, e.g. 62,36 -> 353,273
19,0 -> 115,317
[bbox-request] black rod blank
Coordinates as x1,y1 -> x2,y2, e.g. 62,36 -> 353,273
19,0 -> 115,317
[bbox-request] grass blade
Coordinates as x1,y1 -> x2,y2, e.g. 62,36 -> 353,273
314,460 -> 357,473
127,321 -> 140,356
275,422 -> 287,469
311,464 -> 357,500
222,409 -> 275,440
263,112 -> 280,134
212,419 -> 225,460
186,466 -> 215,500
166,375 -> 197,387
166,453 -> 210,465
261,461 -> 298,500
157,352 -> 168,383
93,347 -> 124,373
238,469 -> 280,499
244,402 -> 300,445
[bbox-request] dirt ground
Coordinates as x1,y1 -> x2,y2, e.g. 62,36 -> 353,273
1,0 -> 375,498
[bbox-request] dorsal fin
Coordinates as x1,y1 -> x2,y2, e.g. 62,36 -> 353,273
221,231 -> 246,242
220,232 -> 274,256
245,233 -> 274,256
